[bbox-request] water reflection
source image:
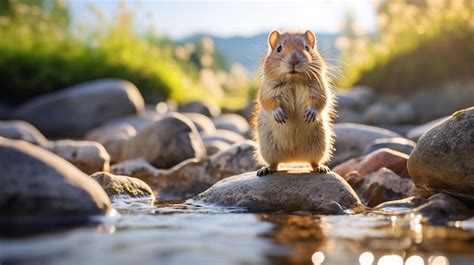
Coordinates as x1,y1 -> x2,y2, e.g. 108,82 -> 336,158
0,198 -> 472,265
359,251 -> 374,265
311,251 -> 325,265
377,255 -> 403,265
428,256 -> 449,265
405,255 -> 424,265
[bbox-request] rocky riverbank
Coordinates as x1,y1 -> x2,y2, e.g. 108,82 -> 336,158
0,79 -> 473,229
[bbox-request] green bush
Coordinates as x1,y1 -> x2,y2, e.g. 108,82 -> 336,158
337,0 -> 474,94
0,0 -> 248,106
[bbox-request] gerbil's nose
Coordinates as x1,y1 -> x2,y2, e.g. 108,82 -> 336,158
289,58 -> 300,67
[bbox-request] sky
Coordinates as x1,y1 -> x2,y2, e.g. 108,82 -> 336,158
68,0 -> 377,39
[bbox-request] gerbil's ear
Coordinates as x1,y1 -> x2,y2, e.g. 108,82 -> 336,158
268,30 -> 280,49
305,30 -> 316,48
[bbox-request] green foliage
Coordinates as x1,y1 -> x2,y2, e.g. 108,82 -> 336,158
337,0 -> 474,94
0,0 -> 250,107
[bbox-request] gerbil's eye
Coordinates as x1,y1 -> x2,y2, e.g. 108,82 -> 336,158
305,45 -> 310,52
276,45 -> 282,53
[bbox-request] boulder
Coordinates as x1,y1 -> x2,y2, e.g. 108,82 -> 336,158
201,129 -> 245,145
212,114 -> 250,135
345,168 -> 415,207
412,193 -> 473,224
364,102 -> 397,125
118,113 -> 206,168
85,122 -> 137,163
362,137 -> 416,156
375,196 -> 426,212
336,86 -> 376,111
43,140 -> 110,174
333,148 -> 410,179
335,109 -> 367,124
406,116 -> 448,141
181,112 -> 216,134
0,120 -> 47,145
91,172 -> 154,201
331,123 -> 401,167
393,102 -> 416,124
0,138 -> 111,221
204,140 -> 231,156
111,141 -> 262,199
408,107 -> 474,202
188,171 -> 362,213
178,101 -> 221,117
103,112 -> 162,133
12,79 -> 145,138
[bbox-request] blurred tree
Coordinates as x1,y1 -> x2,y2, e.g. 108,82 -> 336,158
336,0 -> 474,94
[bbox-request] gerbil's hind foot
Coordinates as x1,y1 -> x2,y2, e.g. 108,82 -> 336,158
312,164 -> 330,174
257,167 -> 274,177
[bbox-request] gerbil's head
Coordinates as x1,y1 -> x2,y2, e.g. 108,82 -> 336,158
263,30 -> 325,82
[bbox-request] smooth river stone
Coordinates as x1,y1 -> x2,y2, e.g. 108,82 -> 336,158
188,171 -> 362,214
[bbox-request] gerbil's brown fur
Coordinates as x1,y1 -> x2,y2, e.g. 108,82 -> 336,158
252,30 -> 335,176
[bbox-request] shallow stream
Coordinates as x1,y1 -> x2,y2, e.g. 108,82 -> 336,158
1,198 -> 473,265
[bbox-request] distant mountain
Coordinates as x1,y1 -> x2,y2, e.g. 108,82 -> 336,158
181,32 -> 340,74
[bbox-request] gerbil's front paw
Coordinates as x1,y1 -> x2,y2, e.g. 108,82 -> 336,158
303,107 -> 317,123
257,167 -> 274,176
272,107 -> 287,124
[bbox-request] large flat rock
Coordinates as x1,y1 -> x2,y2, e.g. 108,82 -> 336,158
188,171 -> 362,214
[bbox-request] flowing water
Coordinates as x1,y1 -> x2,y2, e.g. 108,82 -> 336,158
1,198 -> 473,265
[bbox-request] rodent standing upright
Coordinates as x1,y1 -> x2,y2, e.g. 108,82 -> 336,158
253,30 -> 335,176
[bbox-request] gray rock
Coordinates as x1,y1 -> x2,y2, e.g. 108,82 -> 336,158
412,193 -> 473,224
345,168 -> 415,207
43,140 -> 110,174
363,137 -> 416,156
201,129 -> 245,145
406,116 -> 448,141
331,123 -> 401,167
0,120 -> 47,145
182,112 -> 216,134
375,196 -> 426,212
363,102 -> 397,125
0,138 -> 111,219
188,171 -> 362,213
204,139 -> 231,156
104,112 -> 162,133
336,86 -> 376,111
407,107 -> 474,203
393,102 -> 416,124
410,82 -> 474,123
111,141 -> 262,199
335,108 -> 367,124
12,79 -> 145,138
91,172 -> 154,201
212,114 -> 250,135
86,123 -> 137,143
178,101 -> 221,117
118,112 -> 207,169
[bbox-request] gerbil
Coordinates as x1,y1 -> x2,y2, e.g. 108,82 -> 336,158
252,30 -> 335,176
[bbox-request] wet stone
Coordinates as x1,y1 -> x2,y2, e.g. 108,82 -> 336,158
188,171 -> 362,214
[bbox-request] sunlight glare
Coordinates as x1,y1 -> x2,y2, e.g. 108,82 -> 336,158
429,256 -> 449,265
312,251 -> 325,265
377,255 -> 403,265
359,251 -> 374,265
405,255 -> 424,265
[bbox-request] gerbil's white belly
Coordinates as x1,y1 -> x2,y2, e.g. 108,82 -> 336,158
257,84 -> 327,163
